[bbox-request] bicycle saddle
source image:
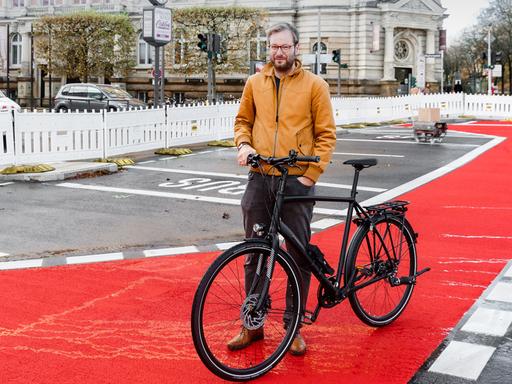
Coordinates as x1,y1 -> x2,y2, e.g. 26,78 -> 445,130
343,158 -> 378,170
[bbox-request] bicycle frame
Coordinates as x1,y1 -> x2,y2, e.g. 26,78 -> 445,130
253,164 -> 408,323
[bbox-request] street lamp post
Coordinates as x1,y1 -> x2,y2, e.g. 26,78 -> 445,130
487,26 -> 492,95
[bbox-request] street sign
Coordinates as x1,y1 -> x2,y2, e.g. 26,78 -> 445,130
320,53 -> 332,64
493,64 -> 502,78
424,53 -> 442,59
301,54 -> 316,65
416,56 -> 426,88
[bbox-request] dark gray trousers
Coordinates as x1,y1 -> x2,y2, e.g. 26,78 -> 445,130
241,172 -> 315,327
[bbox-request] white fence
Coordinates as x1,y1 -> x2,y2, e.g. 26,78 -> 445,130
1,93 -> 511,166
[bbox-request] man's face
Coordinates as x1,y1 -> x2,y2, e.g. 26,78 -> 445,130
268,30 -> 298,72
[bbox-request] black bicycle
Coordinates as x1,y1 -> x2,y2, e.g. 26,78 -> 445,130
191,150 -> 429,381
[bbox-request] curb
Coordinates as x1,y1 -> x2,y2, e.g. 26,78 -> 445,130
0,162 -> 118,182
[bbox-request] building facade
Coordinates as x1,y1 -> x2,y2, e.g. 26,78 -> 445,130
0,0 -> 446,106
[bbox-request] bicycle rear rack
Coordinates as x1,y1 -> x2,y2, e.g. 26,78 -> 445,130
365,200 -> 410,214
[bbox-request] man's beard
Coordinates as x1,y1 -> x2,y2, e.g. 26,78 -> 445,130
271,54 -> 295,72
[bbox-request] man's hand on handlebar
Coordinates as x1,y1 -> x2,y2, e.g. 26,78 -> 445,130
237,144 -> 257,166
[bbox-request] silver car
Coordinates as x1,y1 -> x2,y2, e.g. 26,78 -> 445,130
54,83 -> 146,112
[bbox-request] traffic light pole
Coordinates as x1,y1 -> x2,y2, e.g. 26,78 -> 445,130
206,33 -> 216,103
337,62 -> 341,96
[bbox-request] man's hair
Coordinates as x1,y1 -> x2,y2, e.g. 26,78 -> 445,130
266,22 -> 299,45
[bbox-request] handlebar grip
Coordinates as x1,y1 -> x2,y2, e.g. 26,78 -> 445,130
296,156 -> 320,163
247,153 -> 260,167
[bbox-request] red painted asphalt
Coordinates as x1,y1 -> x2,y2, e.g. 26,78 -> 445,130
0,122 -> 510,383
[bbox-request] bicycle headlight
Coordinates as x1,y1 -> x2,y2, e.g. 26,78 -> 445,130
253,223 -> 265,237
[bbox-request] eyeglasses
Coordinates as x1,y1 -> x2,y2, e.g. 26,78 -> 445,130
269,44 -> 295,53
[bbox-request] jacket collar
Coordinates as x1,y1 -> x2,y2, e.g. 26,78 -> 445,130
261,59 -> 303,78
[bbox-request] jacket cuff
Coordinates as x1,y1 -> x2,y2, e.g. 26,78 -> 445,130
303,165 -> 322,183
235,135 -> 252,148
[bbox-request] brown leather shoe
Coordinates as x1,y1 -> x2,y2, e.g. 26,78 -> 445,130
289,334 -> 306,356
227,327 -> 264,351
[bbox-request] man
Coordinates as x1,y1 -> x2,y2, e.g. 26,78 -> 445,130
230,22 -> 336,356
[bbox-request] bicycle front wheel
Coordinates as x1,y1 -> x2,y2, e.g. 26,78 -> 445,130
345,215 -> 417,327
191,241 -> 302,381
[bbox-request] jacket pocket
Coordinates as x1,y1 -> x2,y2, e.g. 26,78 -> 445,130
296,126 -> 314,156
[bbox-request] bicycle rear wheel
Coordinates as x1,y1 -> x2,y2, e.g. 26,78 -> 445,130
345,215 -> 417,327
191,241 -> 302,381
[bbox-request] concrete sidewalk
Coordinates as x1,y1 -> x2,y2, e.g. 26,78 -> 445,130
0,161 -> 118,182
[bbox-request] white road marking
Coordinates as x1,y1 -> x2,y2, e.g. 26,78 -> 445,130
358,136 -> 505,207
0,258 -> 44,270
455,120 -> 477,125
311,218 -> 343,229
158,156 -> 177,161
144,246 -> 199,257
428,341 -> 495,380
443,206 -> 512,210
337,138 -> 480,147
57,182 -> 244,205
461,307 -> 512,337
333,151 -> 404,158
0,252 -> 9,257
138,160 -> 157,164
465,123 -> 512,127
442,234 -> 512,240
0,182 -> 15,186
487,282 -> 512,303
66,252 -> 124,265
127,165 -> 385,192
216,242 -> 242,250
56,182 -> 347,216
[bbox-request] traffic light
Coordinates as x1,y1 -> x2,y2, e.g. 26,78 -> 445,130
481,52 -> 487,61
495,51 -> 503,63
332,49 -> 341,64
197,34 -> 208,52
212,34 -> 221,54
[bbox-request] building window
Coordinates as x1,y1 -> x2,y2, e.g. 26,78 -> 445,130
312,42 -> 327,74
249,30 -> 267,61
12,0 -> 25,7
394,40 -> 410,61
10,33 -> 22,67
138,34 -> 154,65
173,34 -> 186,65
73,0 -> 87,4
41,0 -> 55,5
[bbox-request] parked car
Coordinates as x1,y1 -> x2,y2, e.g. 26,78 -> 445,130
53,83 -> 146,112
0,90 -> 21,112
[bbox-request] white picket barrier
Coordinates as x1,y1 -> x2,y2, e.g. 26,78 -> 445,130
105,106 -> 167,157
1,93 -> 512,166
13,109 -> 105,163
0,112 -> 15,165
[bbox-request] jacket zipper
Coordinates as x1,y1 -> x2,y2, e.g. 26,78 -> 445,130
273,76 -> 284,157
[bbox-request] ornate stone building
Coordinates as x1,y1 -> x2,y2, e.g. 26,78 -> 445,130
0,0 -> 446,106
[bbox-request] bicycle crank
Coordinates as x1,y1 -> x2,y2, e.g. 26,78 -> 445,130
393,267 -> 431,286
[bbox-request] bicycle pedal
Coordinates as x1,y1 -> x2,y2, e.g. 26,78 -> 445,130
301,311 -> 314,325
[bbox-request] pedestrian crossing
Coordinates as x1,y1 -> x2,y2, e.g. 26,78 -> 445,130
411,261 -> 512,383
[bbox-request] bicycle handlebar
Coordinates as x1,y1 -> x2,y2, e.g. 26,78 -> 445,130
247,150 -> 320,168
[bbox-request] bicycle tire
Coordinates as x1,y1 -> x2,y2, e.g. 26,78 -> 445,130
344,215 -> 417,327
191,241 -> 302,381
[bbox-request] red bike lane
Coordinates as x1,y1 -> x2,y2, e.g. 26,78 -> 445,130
0,122 -> 511,384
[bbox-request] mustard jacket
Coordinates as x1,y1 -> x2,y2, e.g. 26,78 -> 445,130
234,60 -> 336,182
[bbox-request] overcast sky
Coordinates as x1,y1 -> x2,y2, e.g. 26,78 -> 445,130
442,0 -> 490,44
